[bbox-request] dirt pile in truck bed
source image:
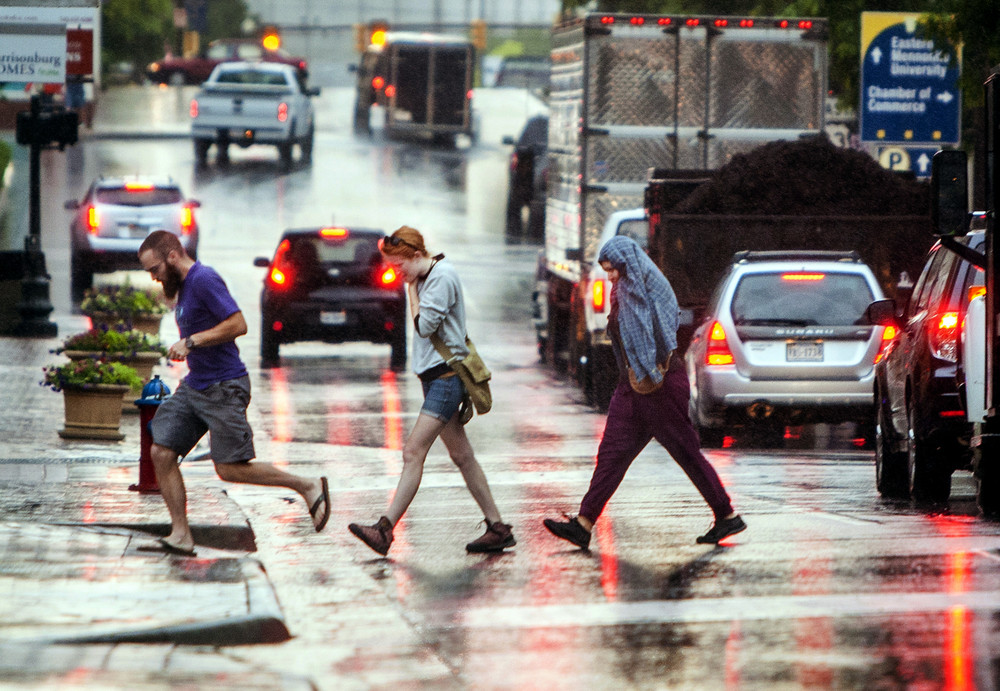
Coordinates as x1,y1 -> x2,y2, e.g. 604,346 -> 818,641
673,137 -> 928,216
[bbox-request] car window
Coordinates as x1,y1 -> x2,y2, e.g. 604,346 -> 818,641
206,44 -> 231,60
730,271 -> 875,326
236,44 -> 263,60
616,219 -> 647,250
910,245 -> 946,314
519,117 -> 548,148
292,236 -> 379,265
925,248 -> 960,311
95,187 -> 182,206
217,69 -> 288,85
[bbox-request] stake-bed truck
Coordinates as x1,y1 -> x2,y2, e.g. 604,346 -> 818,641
539,12 -> 829,407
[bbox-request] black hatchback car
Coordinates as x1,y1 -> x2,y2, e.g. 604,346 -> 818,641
867,228 -> 986,502
253,227 -> 407,369
503,115 -> 548,241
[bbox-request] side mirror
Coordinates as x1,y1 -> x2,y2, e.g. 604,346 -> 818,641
865,299 -> 898,327
502,135 -> 515,146
930,149 -> 969,237
347,64 -> 358,73
187,199 -> 201,208
306,87 -> 321,97
63,200 -> 79,210
253,257 -> 270,268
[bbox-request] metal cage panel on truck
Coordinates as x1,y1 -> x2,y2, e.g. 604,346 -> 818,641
545,14 -> 828,281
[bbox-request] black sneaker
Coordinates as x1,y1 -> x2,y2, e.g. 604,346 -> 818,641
543,515 -> 591,550
696,515 -> 746,544
349,516 -> 394,555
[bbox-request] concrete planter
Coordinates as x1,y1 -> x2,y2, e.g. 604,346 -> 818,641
59,384 -> 131,440
86,311 -> 163,337
63,350 -> 162,413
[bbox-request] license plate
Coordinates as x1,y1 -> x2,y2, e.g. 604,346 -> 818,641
320,311 -> 346,325
119,223 -> 150,238
786,342 -> 823,362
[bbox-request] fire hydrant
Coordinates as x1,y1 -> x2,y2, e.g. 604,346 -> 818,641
130,375 -> 171,493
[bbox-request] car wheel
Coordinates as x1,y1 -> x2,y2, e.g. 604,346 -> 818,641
974,452 -> 1000,519
583,343 -> 615,412
353,106 -> 371,135
216,141 -> 231,167
907,397 -> 951,503
301,124 -> 314,164
697,424 -> 726,449
278,140 -> 294,169
70,254 -> 93,302
260,324 -> 279,367
505,197 -> 524,241
389,326 -> 407,371
875,394 -> 909,498
527,200 -> 545,242
193,138 -> 211,167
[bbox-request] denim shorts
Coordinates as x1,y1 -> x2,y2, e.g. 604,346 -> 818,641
420,373 -> 464,423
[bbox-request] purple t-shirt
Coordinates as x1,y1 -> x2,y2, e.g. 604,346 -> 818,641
175,262 -> 247,390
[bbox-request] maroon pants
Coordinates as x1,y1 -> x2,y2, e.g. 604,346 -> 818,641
579,368 -> 734,523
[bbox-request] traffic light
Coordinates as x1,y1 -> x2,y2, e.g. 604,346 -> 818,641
470,19 -> 487,50
16,108 -> 79,150
260,25 -> 280,51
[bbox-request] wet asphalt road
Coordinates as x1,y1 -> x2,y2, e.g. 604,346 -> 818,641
17,84 -> 1000,688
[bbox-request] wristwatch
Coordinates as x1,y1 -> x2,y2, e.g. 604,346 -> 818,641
185,336 -> 196,350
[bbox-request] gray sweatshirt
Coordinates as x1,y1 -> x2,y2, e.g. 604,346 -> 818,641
412,256 -> 469,376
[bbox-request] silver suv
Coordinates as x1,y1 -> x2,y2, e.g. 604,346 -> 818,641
65,176 -> 200,300
685,250 -> 888,447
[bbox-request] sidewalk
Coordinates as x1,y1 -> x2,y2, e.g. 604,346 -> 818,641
0,326 -> 306,686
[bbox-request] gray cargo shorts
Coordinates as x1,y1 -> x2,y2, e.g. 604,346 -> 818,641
149,375 -> 255,464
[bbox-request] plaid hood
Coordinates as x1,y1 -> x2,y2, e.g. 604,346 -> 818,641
598,236 -> 678,384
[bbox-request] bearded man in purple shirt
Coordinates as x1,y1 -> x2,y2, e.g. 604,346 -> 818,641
137,231 -> 330,556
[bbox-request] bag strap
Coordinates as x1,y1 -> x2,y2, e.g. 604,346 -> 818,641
429,332 -> 463,366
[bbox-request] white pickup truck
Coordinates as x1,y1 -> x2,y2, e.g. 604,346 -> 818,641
190,61 -> 319,169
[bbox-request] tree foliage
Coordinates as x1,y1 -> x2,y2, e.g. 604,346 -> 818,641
101,0 -> 173,80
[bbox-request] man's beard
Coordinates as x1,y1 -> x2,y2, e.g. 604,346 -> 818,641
161,264 -> 183,300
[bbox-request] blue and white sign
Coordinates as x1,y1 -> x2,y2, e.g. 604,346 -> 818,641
877,146 -> 941,179
860,12 -> 961,145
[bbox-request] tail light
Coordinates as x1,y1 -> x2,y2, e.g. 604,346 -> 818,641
969,286 -> 986,301
266,239 -> 294,290
592,279 -> 606,313
706,321 -> 734,366
189,99 -> 199,118
874,325 -> 897,364
384,84 -> 396,99
930,311 -> 960,362
180,206 -> 195,235
378,264 -> 401,289
124,182 -> 153,192
277,102 -> 289,122
372,76 -> 385,90
467,89 -> 473,101
85,205 -> 99,235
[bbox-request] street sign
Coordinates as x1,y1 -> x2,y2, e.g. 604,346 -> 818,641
877,146 -> 941,179
860,12 -> 961,145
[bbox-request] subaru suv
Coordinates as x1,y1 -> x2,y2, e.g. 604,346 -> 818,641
867,228 -> 986,503
253,227 -> 407,369
65,176 -> 200,301
686,251 -> 887,447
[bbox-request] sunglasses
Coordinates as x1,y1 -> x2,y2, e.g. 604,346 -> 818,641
379,235 -> 418,251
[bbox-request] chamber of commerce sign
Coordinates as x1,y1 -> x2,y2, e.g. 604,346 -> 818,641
859,12 -> 961,145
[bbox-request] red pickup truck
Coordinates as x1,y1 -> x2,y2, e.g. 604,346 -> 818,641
146,38 -> 308,86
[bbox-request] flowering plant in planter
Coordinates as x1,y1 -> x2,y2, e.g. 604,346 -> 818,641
81,281 -> 169,321
41,359 -> 143,393
56,326 -> 167,357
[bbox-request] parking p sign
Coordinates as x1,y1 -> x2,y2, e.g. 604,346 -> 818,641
860,12 -> 961,145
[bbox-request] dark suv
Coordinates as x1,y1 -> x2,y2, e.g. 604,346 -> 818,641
253,227 -> 407,369
867,228 -> 986,502
503,115 -> 548,241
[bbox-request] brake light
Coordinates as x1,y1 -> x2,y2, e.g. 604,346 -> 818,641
379,265 -> 401,288
592,279 -> 606,312
180,206 -> 194,234
930,310 -> 960,362
189,99 -> 198,118
706,321 -> 734,366
874,325 -> 897,364
630,16 -> 644,25
600,16 -> 614,24
319,227 -> 348,239
969,286 -> 986,301
267,239 -> 294,290
372,76 -> 384,90
124,182 -> 154,191
467,89 -> 473,101
277,102 -> 288,122
85,205 -> 99,234
782,273 -> 825,281
384,84 -> 396,98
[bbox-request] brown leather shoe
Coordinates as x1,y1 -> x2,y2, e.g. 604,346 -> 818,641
465,520 -> 516,553
349,516 -> 394,555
